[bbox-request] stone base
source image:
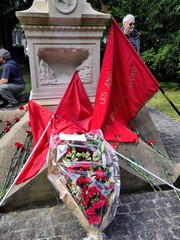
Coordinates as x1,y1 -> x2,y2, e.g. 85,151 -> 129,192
0,106 -> 178,210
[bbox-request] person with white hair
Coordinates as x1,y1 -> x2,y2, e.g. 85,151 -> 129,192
122,14 -> 141,54
0,48 -> 25,108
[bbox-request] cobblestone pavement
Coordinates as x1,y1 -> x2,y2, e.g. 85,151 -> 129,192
105,190 -> 180,240
148,107 -> 180,164
0,108 -> 179,240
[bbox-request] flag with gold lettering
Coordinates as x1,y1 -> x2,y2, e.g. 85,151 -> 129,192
91,19 -> 159,142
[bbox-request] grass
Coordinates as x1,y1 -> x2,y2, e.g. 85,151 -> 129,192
20,63 -> 31,93
147,88 -> 180,121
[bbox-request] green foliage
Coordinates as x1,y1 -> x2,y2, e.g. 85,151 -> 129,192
88,0 -> 180,83
141,31 -> 180,82
0,0 -> 33,16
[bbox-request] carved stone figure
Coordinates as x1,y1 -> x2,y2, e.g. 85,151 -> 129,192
39,59 -> 57,85
76,51 -> 93,83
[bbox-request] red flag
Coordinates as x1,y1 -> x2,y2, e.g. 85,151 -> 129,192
53,71 -> 93,132
16,72 -> 92,184
91,19 -> 159,142
16,101 -> 53,184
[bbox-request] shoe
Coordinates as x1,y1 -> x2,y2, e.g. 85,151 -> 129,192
5,103 -> 18,108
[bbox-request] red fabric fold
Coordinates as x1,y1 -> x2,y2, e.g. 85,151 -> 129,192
16,101 -> 53,184
54,71 -> 93,132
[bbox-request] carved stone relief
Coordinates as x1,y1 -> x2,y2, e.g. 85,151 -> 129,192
54,0 -> 77,14
76,52 -> 93,83
38,47 -> 93,85
39,59 -> 57,85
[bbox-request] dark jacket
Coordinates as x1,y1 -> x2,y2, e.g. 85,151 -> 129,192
121,28 -> 141,54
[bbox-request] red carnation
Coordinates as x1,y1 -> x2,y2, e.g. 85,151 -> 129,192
82,194 -> 90,206
88,214 -> 101,225
87,186 -> 100,197
129,124 -> 135,131
77,176 -> 91,187
5,120 -> 11,125
106,183 -> 114,191
4,126 -> 10,132
94,169 -> 108,181
14,117 -> 20,122
15,142 -> 25,150
81,163 -> 91,171
147,139 -> 155,146
93,195 -> 108,209
85,206 -> 96,217
26,130 -> 32,134
19,105 -> 25,110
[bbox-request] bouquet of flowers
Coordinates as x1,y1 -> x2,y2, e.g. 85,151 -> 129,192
47,130 -> 120,240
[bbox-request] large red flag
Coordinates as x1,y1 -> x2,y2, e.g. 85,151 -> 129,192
91,19 -> 159,142
16,72 -> 92,184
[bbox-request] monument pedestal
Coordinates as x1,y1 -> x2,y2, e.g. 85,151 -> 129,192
16,0 -> 110,105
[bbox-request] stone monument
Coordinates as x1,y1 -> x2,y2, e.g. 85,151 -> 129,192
16,0 -> 110,105
0,1 -> 178,210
